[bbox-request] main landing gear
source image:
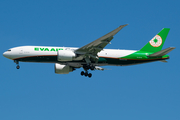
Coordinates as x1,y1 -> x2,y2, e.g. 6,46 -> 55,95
14,60 -> 20,69
81,64 -> 95,78
81,71 -> 92,78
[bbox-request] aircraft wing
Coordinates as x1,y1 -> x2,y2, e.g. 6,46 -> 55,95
75,24 -> 128,60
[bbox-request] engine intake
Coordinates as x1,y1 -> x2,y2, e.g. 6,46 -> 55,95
55,63 -> 73,74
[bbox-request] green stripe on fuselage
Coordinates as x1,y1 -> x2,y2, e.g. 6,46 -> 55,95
97,51 -> 169,65
120,50 -> 169,60
121,51 -> 151,60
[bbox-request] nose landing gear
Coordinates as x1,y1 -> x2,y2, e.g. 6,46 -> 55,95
16,65 -> 20,69
14,60 -> 20,69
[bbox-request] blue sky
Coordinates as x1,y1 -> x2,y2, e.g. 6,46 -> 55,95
0,0 -> 180,120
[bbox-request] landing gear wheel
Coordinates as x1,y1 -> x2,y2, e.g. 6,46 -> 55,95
81,71 -> 84,76
82,64 -> 94,78
14,60 -> 20,69
84,72 -> 88,77
80,71 -> 92,78
88,73 -> 92,78
16,65 -> 20,69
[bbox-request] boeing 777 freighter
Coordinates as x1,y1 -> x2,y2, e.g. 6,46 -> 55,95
3,24 -> 175,78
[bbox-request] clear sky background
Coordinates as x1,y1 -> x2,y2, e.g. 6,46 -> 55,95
0,0 -> 180,120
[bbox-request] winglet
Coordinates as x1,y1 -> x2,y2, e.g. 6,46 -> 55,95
101,24 -> 128,38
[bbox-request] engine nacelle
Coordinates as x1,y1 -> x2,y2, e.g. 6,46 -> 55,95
57,50 -> 76,61
55,63 -> 73,74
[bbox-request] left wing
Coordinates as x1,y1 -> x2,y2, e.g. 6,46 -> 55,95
75,24 -> 128,60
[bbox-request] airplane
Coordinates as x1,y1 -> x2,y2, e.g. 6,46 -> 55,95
3,24 -> 175,78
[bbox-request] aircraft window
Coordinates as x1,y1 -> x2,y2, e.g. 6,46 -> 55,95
7,50 -> 11,51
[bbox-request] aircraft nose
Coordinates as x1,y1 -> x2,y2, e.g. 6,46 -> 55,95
3,51 -> 7,57
3,51 -> 11,59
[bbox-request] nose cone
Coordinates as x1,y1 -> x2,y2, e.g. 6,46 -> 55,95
3,51 -> 7,57
3,51 -> 11,59
3,52 -> 7,58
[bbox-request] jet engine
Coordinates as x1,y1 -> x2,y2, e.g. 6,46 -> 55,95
57,50 -> 76,61
55,63 -> 74,74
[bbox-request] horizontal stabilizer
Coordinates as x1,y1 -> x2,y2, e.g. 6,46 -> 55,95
148,47 -> 175,57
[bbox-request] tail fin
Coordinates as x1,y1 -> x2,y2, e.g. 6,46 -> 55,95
140,28 -> 170,53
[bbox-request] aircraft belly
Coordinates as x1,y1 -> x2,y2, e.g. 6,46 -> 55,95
103,57 -> 169,66
15,55 -> 58,63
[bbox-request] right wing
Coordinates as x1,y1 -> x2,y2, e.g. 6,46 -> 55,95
75,24 -> 128,60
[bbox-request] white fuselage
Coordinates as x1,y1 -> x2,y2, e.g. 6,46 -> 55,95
3,46 -> 137,61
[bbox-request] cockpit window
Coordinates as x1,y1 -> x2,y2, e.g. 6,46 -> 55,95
7,49 -> 11,51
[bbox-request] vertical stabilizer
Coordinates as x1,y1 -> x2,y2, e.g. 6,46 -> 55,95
140,28 -> 170,53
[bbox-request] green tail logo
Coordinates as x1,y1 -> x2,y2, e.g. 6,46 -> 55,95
140,28 -> 170,53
